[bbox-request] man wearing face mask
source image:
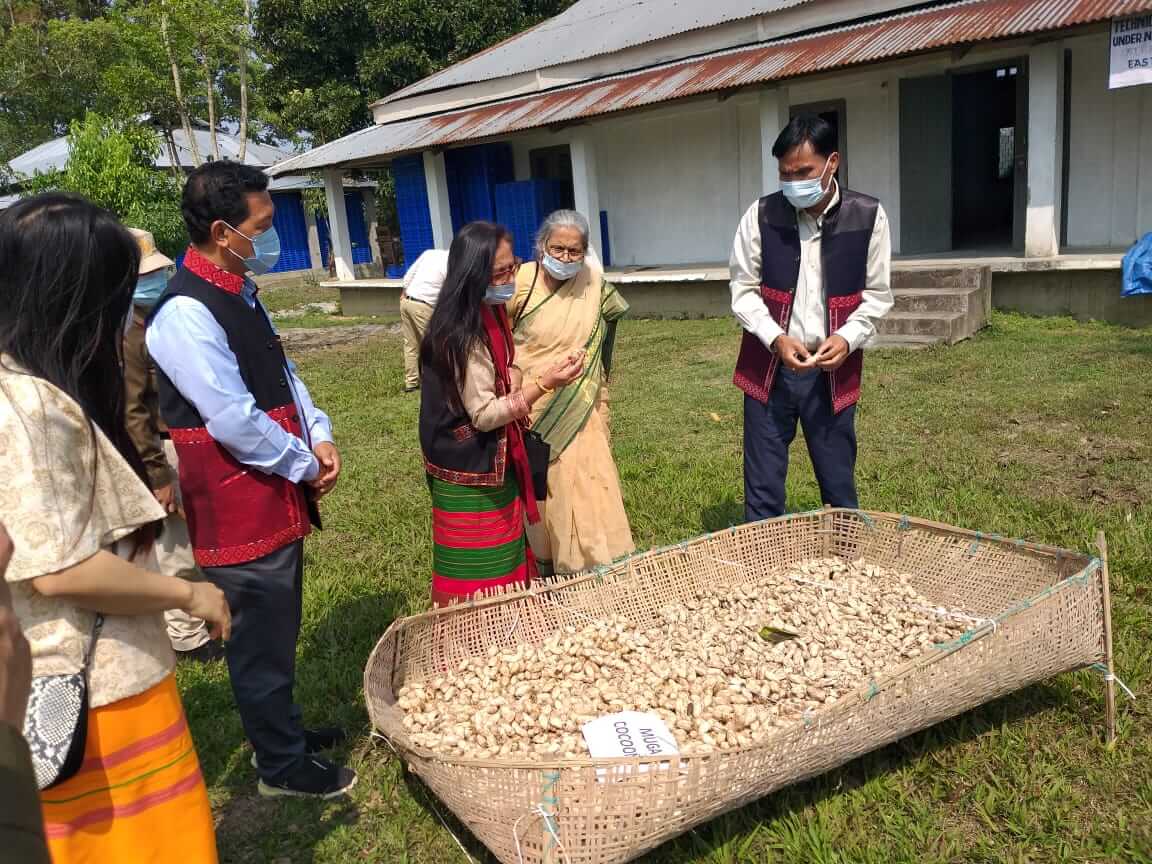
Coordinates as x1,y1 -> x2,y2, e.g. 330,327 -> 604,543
147,162 -> 355,799
731,113 -> 893,521
122,228 -> 221,663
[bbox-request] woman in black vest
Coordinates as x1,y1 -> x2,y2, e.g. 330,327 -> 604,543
419,222 -> 584,606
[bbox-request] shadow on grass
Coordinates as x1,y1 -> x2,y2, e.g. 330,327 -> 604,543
188,589 -> 408,863
702,497 -> 745,531
398,759 -> 500,864
213,793 -> 362,864
700,496 -> 826,533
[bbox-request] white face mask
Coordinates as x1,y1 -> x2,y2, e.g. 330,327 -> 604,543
542,254 -> 584,281
484,282 -> 515,305
781,159 -> 834,210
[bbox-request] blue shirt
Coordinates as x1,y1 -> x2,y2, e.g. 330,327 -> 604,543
146,277 -> 332,484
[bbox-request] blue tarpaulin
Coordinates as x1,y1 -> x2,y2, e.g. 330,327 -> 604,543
1122,233 -> 1152,296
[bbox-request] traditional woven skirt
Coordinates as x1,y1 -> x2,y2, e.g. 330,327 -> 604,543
429,474 -> 533,606
40,674 -> 218,864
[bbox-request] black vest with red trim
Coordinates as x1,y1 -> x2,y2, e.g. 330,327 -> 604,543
150,250 -> 316,567
419,335 -> 509,488
733,188 -> 879,414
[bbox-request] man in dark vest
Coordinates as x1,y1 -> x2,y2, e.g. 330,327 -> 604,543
731,113 -> 893,521
147,161 -> 355,799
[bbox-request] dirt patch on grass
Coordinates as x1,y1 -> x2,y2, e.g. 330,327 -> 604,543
993,415 -> 1148,507
280,324 -> 398,353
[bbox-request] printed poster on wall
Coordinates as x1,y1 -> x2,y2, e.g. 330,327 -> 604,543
1110,14 -> 1152,89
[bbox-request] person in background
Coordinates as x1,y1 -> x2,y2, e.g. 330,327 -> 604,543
510,210 -> 634,576
0,192 -> 229,863
730,113 -> 893,521
419,221 -> 584,606
400,248 -> 449,392
0,522 -> 50,864
123,227 -> 221,664
147,161 -> 354,800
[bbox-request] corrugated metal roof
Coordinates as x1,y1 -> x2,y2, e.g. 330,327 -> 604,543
386,0 -> 816,102
271,0 -> 1152,176
155,130 -> 293,169
268,175 -> 376,191
7,129 -> 294,177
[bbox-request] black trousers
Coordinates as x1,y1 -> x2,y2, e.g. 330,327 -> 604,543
205,540 -> 306,782
743,367 -> 859,522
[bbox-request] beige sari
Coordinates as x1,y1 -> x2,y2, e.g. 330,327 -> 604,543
510,260 -> 634,574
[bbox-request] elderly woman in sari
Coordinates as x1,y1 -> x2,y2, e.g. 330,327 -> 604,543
510,210 -> 635,576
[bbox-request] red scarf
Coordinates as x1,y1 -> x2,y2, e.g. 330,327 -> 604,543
481,304 -> 540,524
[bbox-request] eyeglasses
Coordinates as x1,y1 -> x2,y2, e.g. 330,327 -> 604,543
491,257 -> 522,282
545,244 -> 586,262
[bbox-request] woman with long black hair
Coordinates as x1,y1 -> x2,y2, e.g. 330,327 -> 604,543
0,193 -> 229,863
419,221 -> 583,606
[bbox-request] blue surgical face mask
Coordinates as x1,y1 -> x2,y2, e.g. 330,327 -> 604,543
781,159 -> 834,210
541,254 -> 584,281
133,270 -> 169,307
225,223 -> 281,276
484,282 -> 515,305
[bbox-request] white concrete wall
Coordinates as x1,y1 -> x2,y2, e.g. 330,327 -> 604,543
1066,32 -> 1152,249
587,98 -> 760,266
586,72 -> 896,266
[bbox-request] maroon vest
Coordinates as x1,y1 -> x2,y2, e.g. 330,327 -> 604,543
733,189 -> 879,414
150,248 -> 316,567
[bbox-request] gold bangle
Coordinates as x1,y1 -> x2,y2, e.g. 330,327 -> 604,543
535,376 -> 555,394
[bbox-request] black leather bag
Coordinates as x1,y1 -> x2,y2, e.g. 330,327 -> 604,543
522,430 -> 550,500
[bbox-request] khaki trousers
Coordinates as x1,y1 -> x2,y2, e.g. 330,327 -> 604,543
159,440 -> 211,651
400,295 -> 435,389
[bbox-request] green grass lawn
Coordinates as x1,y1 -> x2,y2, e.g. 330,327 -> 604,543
179,312 -> 1152,864
257,280 -> 382,329
258,281 -> 341,314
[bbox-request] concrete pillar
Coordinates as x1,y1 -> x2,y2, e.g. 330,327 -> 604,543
423,150 -> 454,249
1025,42 -> 1064,258
759,86 -> 791,195
570,130 -> 603,255
362,189 -> 382,265
303,206 -> 323,271
322,170 -> 355,281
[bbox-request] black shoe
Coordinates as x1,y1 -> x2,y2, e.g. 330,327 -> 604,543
305,727 -> 347,753
257,757 -> 357,800
175,640 -> 225,664
251,727 -> 347,769
403,385 -> 419,393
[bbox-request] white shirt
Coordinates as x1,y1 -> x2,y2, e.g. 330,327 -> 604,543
147,280 -> 332,485
730,183 -> 893,353
402,249 -> 450,305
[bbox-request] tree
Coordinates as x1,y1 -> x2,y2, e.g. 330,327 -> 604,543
24,113 -> 186,257
0,15 -> 124,162
256,0 -> 578,144
1,0 -> 266,167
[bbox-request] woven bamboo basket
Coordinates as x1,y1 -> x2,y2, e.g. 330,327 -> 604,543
364,509 -> 1113,864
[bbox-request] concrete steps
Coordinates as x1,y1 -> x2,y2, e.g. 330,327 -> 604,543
875,265 -> 991,348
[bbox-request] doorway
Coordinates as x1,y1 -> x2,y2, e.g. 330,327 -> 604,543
899,60 -> 1027,254
951,64 -> 1024,249
790,99 -> 847,184
529,145 -> 575,209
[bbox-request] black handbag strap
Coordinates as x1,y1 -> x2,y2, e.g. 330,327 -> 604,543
80,613 -> 104,671
512,261 -> 541,331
